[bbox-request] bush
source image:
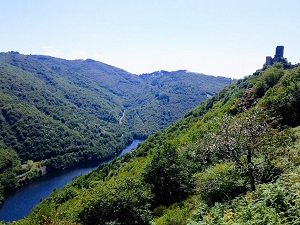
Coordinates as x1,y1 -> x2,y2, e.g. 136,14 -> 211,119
143,143 -> 194,207
194,163 -> 245,206
78,178 -> 152,225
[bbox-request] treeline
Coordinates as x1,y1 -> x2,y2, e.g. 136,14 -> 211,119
0,149 -> 20,205
11,63 -> 300,225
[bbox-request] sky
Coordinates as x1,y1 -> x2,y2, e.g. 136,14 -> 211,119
1,0 -> 299,79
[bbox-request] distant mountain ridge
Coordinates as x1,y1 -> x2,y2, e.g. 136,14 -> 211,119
0,51 -> 232,203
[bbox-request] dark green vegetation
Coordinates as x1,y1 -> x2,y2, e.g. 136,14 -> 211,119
0,51 -> 232,204
9,63 -> 300,225
129,70 -> 231,135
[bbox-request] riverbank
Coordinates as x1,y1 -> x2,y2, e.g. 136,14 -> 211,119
0,140 -> 143,222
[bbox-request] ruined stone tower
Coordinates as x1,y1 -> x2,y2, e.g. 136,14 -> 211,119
265,46 -> 284,66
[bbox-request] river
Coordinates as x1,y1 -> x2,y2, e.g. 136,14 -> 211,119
0,139 -> 143,223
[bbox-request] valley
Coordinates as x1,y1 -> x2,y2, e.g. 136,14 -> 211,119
0,51 -> 232,207
1,1 -> 299,224
7,61 -> 300,225
2,51 -> 299,225
0,139 -> 143,222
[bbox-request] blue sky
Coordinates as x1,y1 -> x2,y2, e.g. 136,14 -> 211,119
1,0 -> 299,78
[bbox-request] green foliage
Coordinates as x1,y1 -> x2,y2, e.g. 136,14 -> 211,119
0,53 -> 132,171
0,148 -> 19,173
0,52 -> 230,203
261,66 -> 300,127
128,70 -> 233,136
153,197 -> 198,225
78,178 -> 152,225
52,187 -> 79,205
11,62 -> 300,225
189,167 -> 300,225
154,205 -> 190,225
0,148 -> 21,203
143,143 -> 194,207
261,64 -> 284,88
194,163 -> 245,206
0,171 -> 19,190
204,108 -> 290,191
253,80 -> 267,98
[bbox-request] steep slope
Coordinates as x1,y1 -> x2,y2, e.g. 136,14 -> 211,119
0,53 -> 132,204
0,51 -> 232,204
126,70 -> 233,136
1,52 -> 233,137
13,63 -> 300,225
29,55 -> 143,102
0,52 -> 130,161
27,56 -> 233,137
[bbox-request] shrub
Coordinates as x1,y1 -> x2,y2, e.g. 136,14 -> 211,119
194,162 -> 245,206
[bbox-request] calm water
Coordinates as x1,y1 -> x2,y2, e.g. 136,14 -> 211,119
0,140 -> 143,222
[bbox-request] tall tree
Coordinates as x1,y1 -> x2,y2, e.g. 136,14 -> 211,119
205,108 -> 289,191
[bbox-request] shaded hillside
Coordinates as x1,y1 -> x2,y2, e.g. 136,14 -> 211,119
27,56 -> 233,137
12,63 -> 300,225
127,70 -> 233,136
0,51 -> 231,204
0,53 -> 132,204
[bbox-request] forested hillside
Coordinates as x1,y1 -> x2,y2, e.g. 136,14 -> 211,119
11,63 -> 300,225
128,70 -> 231,135
0,51 -> 231,205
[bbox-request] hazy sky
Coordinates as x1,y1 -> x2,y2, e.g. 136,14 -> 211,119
1,0 -> 299,78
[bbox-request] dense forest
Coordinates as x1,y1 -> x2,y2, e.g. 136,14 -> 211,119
0,52 -> 232,205
8,62 -> 300,225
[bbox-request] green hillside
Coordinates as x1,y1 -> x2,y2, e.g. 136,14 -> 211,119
127,70 -> 233,136
0,51 -> 231,205
10,63 -> 300,225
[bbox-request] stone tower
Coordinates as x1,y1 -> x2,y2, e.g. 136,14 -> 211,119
265,46 -> 284,66
274,46 -> 284,62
